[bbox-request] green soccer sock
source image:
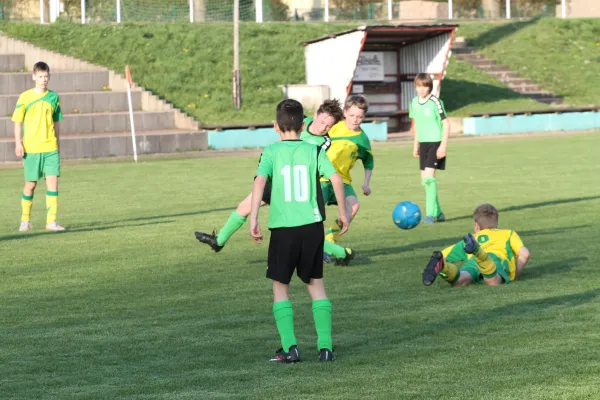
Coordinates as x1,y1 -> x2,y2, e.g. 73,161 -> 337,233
422,177 -> 440,217
323,240 -> 346,259
216,211 -> 247,246
312,299 -> 333,351
273,300 -> 296,353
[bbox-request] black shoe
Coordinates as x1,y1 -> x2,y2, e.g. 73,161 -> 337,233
422,251 -> 444,286
463,233 -> 478,254
319,348 -> 335,362
334,248 -> 355,266
269,345 -> 301,363
194,230 -> 224,253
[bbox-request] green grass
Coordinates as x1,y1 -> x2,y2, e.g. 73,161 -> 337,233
2,133 -> 600,399
456,18 -> 600,106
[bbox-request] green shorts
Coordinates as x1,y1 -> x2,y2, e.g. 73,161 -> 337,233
23,151 -> 61,182
320,181 -> 357,205
460,253 -> 511,284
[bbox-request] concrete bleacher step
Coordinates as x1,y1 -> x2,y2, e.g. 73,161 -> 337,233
0,130 -> 208,162
0,71 -> 110,94
0,110 -> 175,137
0,54 -> 25,72
0,91 -> 142,116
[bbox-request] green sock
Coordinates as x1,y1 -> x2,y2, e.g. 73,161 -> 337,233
422,177 -> 439,217
312,299 -> 333,351
216,211 -> 247,246
273,300 -> 296,353
323,240 -> 346,258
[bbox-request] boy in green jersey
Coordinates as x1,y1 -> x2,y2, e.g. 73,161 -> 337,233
250,99 -> 349,363
12,62 -> 65,232
409,73 -> 450,224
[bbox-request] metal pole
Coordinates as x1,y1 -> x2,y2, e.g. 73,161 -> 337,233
256,0 -> 263,22
506,0 -> 510,19
81,0 -> 86,23
233,0 -> 241,109
448,0 -> 453,19
40,0 -> 44,23
324,0 -> 329,22
387,0 -> 392,20
561,0 -> 566,18
116,0 -> 121,23
189,0 -> 194,22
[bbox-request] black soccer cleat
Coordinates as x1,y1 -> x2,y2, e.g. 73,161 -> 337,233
422,251 -> 444,286
319,348 -> 336,362
194,230 -> 224,253
334,248 -> 356,267
269,346 -> 301,363
463,233 -> 478,254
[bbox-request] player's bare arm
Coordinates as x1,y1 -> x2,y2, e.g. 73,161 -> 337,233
329,173 -> 349,235
14,122 -> 24,157
362,169 -> 373,196
250,175 -> 267,243
411,119 -> 419,158
515,247 -> 531,279
436,119 -> 450,159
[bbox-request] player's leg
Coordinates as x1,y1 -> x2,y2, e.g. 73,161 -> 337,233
20,152 -> 44,231
299,223 -> 335,361
268,227 -> 301,363
43,151 -> 64,231
464,234 -> 504,286
325,184 -> 358,244
420,143 -> 443,224
422,250 -> 477,287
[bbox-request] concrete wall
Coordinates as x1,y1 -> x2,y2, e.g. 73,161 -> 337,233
399,1 -> 448,20
556,0 -> 600,18
463,111 -> 600,135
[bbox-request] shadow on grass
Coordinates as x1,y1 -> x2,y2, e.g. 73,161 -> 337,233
442,78 -> 528,113
0,220 -> 176,242
521,257 -> 588,281
467,17 -> 541,49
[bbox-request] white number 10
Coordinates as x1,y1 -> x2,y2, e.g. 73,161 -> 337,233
281,164 -> 309,202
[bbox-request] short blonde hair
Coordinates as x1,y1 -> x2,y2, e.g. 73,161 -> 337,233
414,73 -> 433,94
344,94 -> 369,113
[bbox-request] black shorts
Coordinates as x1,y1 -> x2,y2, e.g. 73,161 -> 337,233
262,180 -> 272,205
267,222 -> 325,284
419,142 -> 446,171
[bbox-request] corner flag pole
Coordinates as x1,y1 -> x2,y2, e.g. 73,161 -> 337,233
125,65 -> 138,163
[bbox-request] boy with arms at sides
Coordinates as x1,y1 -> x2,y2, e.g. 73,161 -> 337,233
410,73 -> 450,225
422,204 -> 531,287
322,95 -> 374,263
250,99 -> 349,362
195,100 -> 354,264
12,61 -> 65,232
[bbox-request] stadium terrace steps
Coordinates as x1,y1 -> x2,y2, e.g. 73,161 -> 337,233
0,35 -> 207,162
452,42 -> 564,106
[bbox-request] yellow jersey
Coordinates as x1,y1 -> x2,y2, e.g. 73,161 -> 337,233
322,121 -> 374,184
12,89 -> 63,153
442,229 -> 525,281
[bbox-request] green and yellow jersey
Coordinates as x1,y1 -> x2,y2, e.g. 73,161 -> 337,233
442,229 -> 525,281
322,120 -> 373,184
409,94 -> 447,143
12,89 -> 63,153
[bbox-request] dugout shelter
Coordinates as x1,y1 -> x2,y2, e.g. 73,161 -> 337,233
303,24 -> 458,131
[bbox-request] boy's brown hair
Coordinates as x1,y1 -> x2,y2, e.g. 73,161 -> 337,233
317,99 -> 343,123
414,73 -> 433,93
473,204 -> 499,229
344,94 -> 369,113
33,61 -> 50,73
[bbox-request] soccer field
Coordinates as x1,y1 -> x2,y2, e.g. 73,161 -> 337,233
1,133 -> 600,399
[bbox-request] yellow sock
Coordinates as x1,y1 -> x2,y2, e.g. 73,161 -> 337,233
21,193 -> 33,222
440,260 -> 459,284
46,191 -> 58,225
473,246 -> 497,277
325,219 -> 342,244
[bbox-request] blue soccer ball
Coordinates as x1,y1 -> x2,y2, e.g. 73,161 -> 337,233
392,201 -> 422,230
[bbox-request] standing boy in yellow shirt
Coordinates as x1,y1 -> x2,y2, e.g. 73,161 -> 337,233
12,61 -> 65,232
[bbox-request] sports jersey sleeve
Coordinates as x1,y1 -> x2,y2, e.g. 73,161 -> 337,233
436,98 -> 447,120
256,147 -> 273,179
317,148 -> 336,179
509,231 -> 525,256
358,132 -> 374,170
11,94 -> 26,123
442,241 -> 468,263
53,98 -> 63,122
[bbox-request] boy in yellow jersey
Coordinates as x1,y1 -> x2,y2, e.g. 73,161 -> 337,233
321,95 -> 374,264
12,62 -> 65,232
422,204 -> 531,287
410,73 -> 450,224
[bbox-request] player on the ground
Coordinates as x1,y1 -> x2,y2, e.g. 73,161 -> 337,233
410,73 -> 450,224
250,99 -> 349,363
422,204 -> 531,287
194,100 -> 355,265
12,61 -> 65,232
322,95 -> 373,258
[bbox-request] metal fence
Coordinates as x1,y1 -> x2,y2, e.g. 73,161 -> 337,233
0,0 -> 566,23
